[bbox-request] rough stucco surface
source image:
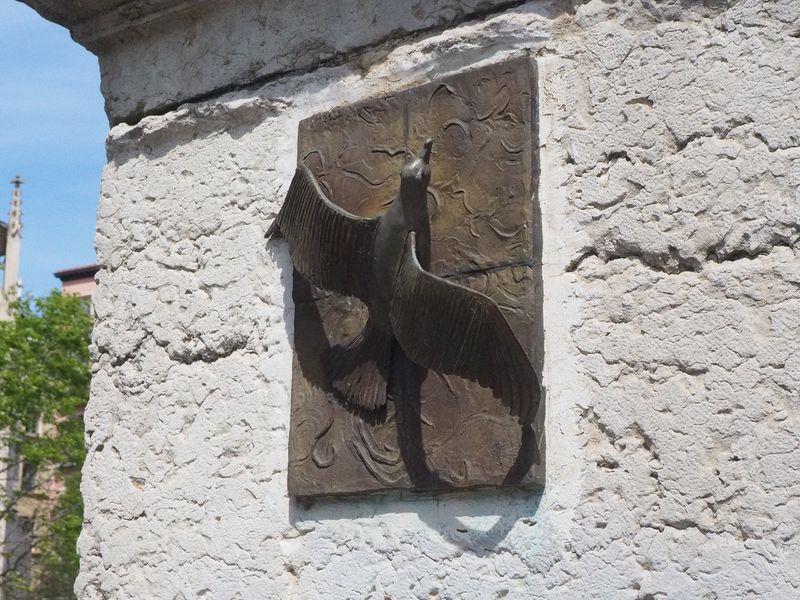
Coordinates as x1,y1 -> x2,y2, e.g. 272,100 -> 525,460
77,0 -> 800,598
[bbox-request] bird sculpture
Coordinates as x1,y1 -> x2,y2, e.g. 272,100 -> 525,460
268,139 -> 540,426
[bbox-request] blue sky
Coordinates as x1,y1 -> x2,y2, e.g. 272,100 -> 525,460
0,1 -> 107,296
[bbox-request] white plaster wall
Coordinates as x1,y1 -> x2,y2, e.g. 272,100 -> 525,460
78,1 -> 800,598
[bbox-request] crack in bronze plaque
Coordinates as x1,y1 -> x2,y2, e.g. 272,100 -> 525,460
287,57 -> 544,497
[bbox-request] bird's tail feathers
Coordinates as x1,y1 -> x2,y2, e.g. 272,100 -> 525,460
322,321 -> 392,410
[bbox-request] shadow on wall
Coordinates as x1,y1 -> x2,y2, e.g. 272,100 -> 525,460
289,486 -> 543,555
109,99 -> 282,167
267,239 -> 297,362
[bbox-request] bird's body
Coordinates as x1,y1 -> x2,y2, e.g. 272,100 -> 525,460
269,140 -> 540,426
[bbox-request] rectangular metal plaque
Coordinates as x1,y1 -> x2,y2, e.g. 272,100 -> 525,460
288,56 -> 544,497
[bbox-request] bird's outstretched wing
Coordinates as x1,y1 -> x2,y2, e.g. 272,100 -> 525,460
390,232 -> 540,426
268,166 -> 380,301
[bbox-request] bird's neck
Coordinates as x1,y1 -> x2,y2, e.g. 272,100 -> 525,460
398,185 -> 431,270
398,185 -> 429,227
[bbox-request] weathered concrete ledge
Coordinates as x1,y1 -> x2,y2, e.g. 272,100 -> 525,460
22,0 -> 536,125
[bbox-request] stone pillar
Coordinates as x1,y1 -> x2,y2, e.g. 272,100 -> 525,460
0,176 -> 23,320
21,1 -> 800,598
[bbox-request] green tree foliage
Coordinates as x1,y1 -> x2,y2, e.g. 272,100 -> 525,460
0,291 -> 91,599
29,475 -> 83,599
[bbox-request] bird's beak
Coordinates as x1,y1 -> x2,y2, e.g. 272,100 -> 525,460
418,139 -> 433,164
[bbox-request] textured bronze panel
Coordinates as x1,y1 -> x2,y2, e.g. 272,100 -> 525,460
288,57 -> 544,497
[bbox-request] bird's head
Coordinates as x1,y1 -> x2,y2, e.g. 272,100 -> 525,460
400,139 -> 432,195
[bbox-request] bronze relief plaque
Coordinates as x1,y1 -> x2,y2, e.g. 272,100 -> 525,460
287,57 -> 544,497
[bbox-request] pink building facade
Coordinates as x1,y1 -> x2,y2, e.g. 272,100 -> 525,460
54,264 -> 98,300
